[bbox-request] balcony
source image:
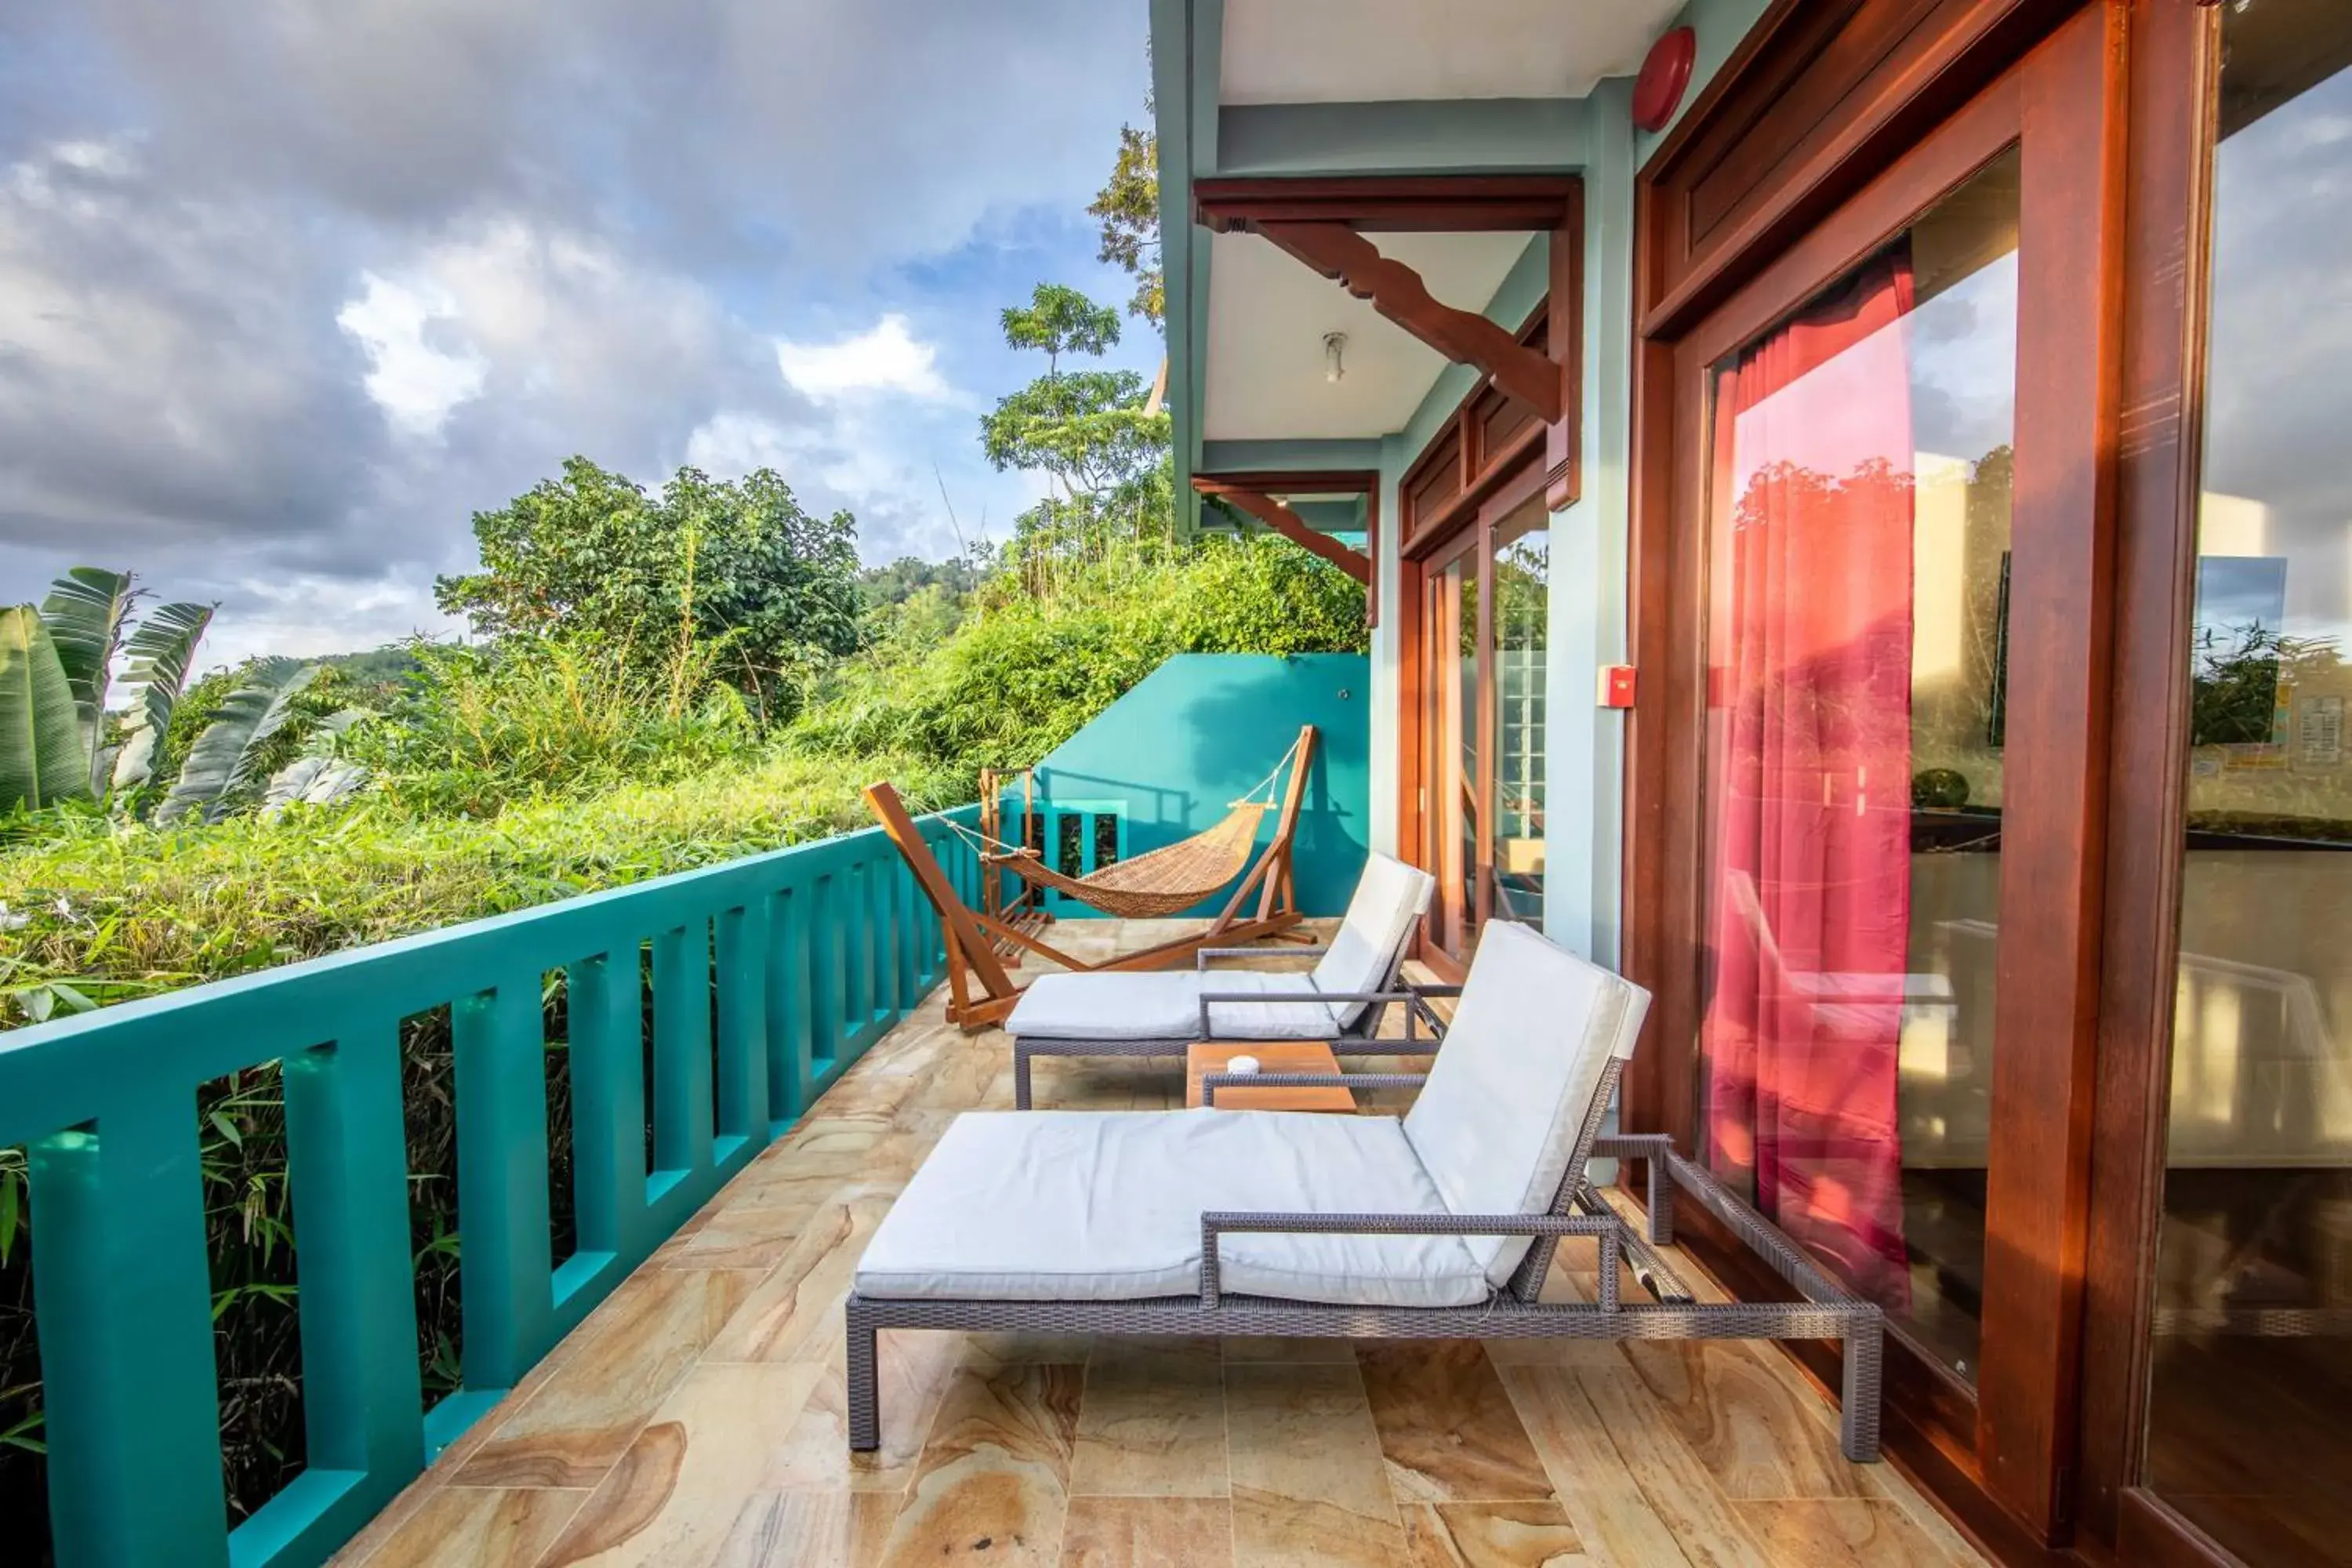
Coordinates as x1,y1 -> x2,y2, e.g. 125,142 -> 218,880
315,921 -> 1981,1568
2,785 -> 1982,1568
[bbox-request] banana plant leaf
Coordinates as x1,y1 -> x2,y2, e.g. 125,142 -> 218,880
120,600 -> 216,743
38,568 -> 136,793
158,659 -> 320,824
0,607 -> 93,811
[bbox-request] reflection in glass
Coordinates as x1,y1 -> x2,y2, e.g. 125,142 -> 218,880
2143,9 -> 2352,1558
1425,554 -> 1479,957
1697,151 -> 2019,1377
1493,519 -> 1548,926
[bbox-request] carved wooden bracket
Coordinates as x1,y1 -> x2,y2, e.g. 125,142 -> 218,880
1252,221 -> 1564,424
1192,480 -> 1372,586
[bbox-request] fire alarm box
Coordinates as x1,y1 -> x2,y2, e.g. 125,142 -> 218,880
1599,665 -> 1637,709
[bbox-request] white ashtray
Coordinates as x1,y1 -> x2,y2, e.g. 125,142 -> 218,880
1225,1054 -> 1261,1076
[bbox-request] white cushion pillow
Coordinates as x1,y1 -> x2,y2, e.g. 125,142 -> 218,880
1308,852 -> 1437,1026
855,1109 -> 1490,1307
1402,920 -> 1651,1286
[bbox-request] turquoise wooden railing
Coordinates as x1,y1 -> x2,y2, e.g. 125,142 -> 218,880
0,804 -> 983,1568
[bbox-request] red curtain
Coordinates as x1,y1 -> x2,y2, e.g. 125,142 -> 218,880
1701,244 -> 1918,1309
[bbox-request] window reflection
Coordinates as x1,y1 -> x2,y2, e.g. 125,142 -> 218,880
2143,8 -> 2352,1557
1494,519 -> 1548,927
1697,150 -> 2019,1377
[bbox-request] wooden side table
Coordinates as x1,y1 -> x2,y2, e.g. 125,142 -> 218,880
1185,1040 -> 1354,1112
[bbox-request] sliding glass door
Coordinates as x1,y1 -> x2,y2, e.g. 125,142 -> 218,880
1416,489 -> 1551,969
1694,151 -> 2020,1378
2136,7 -> 2352,1559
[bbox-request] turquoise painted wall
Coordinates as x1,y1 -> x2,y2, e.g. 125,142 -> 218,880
1032,652 -> 1370,919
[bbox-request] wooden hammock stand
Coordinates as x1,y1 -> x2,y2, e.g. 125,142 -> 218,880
865,724 -> 1316,1032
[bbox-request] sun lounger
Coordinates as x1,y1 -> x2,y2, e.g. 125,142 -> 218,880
845,919 -> 1886,1462
1005,851 -> 1439,1107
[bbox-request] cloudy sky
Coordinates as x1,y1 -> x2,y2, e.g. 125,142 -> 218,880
0,0 -> 1156,667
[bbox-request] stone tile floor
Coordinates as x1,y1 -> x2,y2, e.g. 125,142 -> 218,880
332,920 -> 1989,1568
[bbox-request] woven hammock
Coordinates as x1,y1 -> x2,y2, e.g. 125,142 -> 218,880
983,801 -> 1272,919
952,734 -> 1304,920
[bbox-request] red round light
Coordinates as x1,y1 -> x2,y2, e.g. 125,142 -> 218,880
1632,26 -> 1698,134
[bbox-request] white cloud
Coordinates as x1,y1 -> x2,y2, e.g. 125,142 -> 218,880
336,272 -> 487,437
775,314 -> 950,403
193,572 -> 462,670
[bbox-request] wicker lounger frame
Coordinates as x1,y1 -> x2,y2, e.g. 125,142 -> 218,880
1010,944 -> 1452,1109
845,1056 -> 1887,1463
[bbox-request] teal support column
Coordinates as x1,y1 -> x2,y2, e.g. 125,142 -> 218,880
808,876 -> 840,1073
764,885 -> 810,1126
29,1088 -> 230,1568
452,981 -> 554,1390
649,924 -> 713,1179
567,949 -> 645,1258
713,899 -> 769,1155
250,1025 -> 427,1563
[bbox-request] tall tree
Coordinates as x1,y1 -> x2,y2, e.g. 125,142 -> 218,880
1090,125 -> 1163,326
435,458 -> 863,718
980,286 -> 1167,503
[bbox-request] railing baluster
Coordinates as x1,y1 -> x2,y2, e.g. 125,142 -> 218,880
453,981 -> 554,1390
809,875 -> 840,1071
764,885 -> 809,1126
896,858 -> 921,1002
848,863 -> 875,1032
283,1023 -> 426,1480
872,856 -> 899,1021
30,1087 -> 229,1568
568,949 -> 645,1258
713,900 -> 768,1154
650,923 -> 714,1178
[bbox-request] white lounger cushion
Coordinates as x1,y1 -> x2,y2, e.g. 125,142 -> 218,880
1403,920 -> 1652,1287
1006,971 -> 1340,1040
855,1109 -> 1491,1308
1308,853 -> 1437,1027
1005,851 -> 1434,1041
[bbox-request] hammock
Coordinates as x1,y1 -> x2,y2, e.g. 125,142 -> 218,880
944,734 -> 1305,920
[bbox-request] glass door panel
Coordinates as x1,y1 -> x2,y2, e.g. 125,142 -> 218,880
1695,149 -> 2020,1377
2143,8 -> 2352,1558
1424,552 -> 1479,960
1492,504 -> 1549,927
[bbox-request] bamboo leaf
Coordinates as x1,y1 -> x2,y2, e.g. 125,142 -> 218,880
38,568 -> 136,791
209,1110 -> 244,1149
0,607 -> 94,811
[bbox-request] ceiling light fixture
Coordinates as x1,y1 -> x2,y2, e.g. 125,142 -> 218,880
1323,332 -> 1347,385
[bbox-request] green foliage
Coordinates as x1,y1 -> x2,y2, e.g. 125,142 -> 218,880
1089,123 -> 1163,325
792,534 -> 1366,779
0,609 -> 90,812
343,637 -> 760,818
159,660 -> 324,823
38,568 -> 135,791
116,598 -> 216,768
434,458 -> 863,718
858,555 -> 982,612
998,282 -> 1121,365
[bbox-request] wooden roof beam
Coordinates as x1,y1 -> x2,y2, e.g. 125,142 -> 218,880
1192,479 -> 1372,586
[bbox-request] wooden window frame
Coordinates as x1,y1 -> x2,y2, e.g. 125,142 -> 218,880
1624,2 -> 2141,1559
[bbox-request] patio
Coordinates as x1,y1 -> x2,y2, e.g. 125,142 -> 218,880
329,920 -> 1986,1568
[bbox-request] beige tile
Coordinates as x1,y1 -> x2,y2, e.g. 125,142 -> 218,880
1357,1342 -> 1554,1504
874,1362 -> 1085,1566
532,1361 -> 826,1566
705,1197 -> 889,1364
763,1331 -> 966,1494
1224,1363 -> 1394,1526
1229,1489 -> 1409,1566
1501,1367 -> 1695,1568
341,1486 -> 586,1568
1572,1369 -> 1769,1568
1399,1501 -> 1589,1567
1058,1497 -> 1236,1567
455,1269 -> 760,1489
1619,1341 -> 1871,1502
657,1206 -> 804,1272
714,1491 -> 901,1566
1069,1345 -> 1227,1498
1730,1499 -> 1965,1567
961,1332 -> 1102,1370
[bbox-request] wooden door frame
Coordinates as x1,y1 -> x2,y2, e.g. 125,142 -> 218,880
1623,1 -> 2136,1556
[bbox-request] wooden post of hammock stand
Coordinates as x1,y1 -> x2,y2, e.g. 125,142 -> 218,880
977,766 -> 1051,964
867,726 -> 1318,1033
